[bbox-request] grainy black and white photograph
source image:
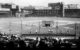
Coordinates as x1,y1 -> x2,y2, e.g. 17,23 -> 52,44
0,0 -> 80,49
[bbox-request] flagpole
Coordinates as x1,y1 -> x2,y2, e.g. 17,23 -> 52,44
20,16 -> 23,35
18,14 -> 23,35
75,23 -> 78,39
39,21 -> 40,34
9,21 -> 12,34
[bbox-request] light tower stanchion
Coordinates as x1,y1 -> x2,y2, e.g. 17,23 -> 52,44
63,3 -> 65,17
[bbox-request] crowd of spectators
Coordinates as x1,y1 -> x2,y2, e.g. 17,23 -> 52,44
0,33 -> 80,49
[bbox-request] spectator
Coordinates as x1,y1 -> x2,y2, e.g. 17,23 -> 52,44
18,39 -> 26,48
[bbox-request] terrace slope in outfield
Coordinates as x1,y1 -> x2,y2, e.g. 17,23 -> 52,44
0,17 -> 80,36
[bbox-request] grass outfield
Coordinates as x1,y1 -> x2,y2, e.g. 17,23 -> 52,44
0,17 -> 80,35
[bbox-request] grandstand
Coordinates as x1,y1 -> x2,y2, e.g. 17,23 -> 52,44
21,2 -> 80,18
0,2 -> 80,18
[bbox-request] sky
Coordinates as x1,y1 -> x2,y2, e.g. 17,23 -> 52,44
0,0 -> 80,6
